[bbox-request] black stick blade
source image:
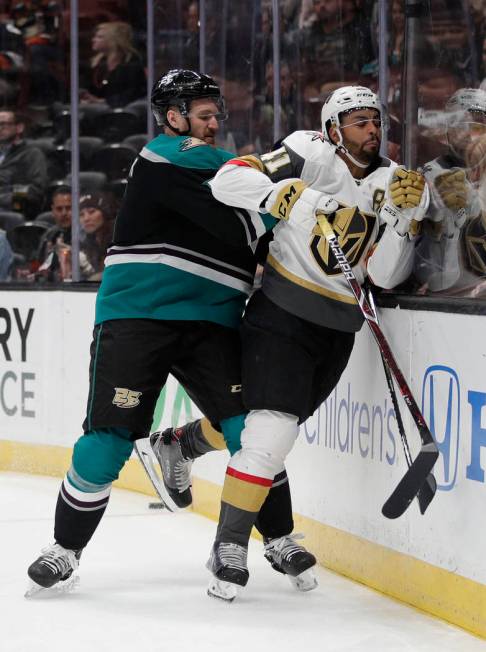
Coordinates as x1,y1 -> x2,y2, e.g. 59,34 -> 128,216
382,444 -> 439,519
418,474 -> 437,515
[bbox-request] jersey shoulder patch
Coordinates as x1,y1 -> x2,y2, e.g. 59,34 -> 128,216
179,136 -> 206,151
283,130 -> 331,162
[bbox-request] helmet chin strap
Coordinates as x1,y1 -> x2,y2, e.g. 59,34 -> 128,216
165,113 -> 192,136
335,128 -> 369,169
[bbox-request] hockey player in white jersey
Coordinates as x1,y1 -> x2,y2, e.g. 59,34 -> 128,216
415,87 -> 486,292
204,85 -> 430,600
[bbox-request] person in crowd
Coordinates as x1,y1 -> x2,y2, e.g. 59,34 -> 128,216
426,9 -> 476,87
298,0 -> 373,88
13,0 -> 65,105
37,185 -> 72,264
0,109 -> 47,218
415,88 -> 486,295
205,85 -> 429,599
80,21 -> 145,108
26,69 -> 317,596
181,1 -> 199,71
0,226 -> 13,280
255,60 -> 298,151
78,192 -> 116,281
37,188 -> 115,282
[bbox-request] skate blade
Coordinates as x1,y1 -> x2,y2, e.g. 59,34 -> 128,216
287,568 -> 318,592
25,573 -> 80,598
134,439 -> 181,513
207,577 -> 238,602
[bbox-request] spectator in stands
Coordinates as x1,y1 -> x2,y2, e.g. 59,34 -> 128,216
0,109 -> 47,218
36,189 -> 115,282
181,1 -> 199,71
80,21 -> 145,108
78,191 -> 116,281
255,60 -> 298,150
13,0 -> 65,105
427,8 -> 475,87
37,185 -> 71,260
299,0 -> 373,86
0,226 -> 13,280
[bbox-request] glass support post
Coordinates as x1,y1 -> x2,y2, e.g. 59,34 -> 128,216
378,0 -> 389,157
271,0 -> 281,145
147,0 -> 155,140
70,0 -> 80,282
199,0 -> 206,73
402,0 -> 423,168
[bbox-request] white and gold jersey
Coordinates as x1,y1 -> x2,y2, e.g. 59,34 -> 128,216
210,130 -> 415,332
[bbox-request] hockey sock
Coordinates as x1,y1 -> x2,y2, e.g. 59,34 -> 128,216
178,418 -> 226,459
255,469 -> 293,539
220,413 -> 246,456
216,464 -> 272,545
54,428 -> 133,550
200,417 -> 226,450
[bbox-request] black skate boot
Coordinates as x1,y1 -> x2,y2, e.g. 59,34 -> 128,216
206,541 -> 249,602
26,543 -> 82,596
150,428 -> 193,508
264,533 -> 318,591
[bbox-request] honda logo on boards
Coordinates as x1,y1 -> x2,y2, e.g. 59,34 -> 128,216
421,365 -> 460,491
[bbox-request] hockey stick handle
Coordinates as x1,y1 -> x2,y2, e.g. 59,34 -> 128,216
366,286 -> 438,516
316,213 -> 432,444
367,289 -> 413,467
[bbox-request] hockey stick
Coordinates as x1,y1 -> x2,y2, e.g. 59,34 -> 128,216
316,212 -> 439,519
367,288 -> 437,515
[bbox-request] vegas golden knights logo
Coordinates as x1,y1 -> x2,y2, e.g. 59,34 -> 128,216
113,387 -> 142,408
310,206 -> 375,276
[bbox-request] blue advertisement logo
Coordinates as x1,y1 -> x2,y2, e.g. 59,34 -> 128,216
421,365 -> 460,491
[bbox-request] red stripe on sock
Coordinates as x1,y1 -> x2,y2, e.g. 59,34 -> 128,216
226,466 -> 273,487
223,159 -> 251,168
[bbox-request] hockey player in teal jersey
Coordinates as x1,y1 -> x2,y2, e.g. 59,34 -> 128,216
26,69 -> 316,595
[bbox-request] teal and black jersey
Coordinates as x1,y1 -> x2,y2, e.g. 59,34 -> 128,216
96,134 -> 274,328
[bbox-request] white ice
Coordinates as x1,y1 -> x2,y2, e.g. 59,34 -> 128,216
1,472 -> 484,652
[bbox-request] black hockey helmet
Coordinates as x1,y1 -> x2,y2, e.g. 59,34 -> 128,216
151,69 -> 227,128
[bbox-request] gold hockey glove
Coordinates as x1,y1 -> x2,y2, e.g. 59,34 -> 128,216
380,167 -> 429,238
389,168 -> 426,208
265,179 -> 338,223
434,169 -> 468,211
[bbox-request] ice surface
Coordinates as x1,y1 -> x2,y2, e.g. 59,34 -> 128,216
1,472 -> 484,652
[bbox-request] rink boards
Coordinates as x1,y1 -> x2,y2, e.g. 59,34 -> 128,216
0,289 -> 485,637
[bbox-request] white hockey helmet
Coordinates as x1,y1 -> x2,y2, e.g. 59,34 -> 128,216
445,87 -> 486,128
321,85 -> 382,140
445,88 -> 486,158
320,85 -> 382,168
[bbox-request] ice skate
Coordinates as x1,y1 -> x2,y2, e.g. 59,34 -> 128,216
264,533 -> 318,592
26,543 -> 82,598
150,428 -> 193,509
206,541 -> 249,602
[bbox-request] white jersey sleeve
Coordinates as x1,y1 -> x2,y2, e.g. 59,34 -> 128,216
367,227 -> 415,289
209,161 -> 274,213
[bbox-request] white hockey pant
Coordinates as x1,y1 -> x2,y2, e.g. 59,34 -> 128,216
229,410 -> 299,480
